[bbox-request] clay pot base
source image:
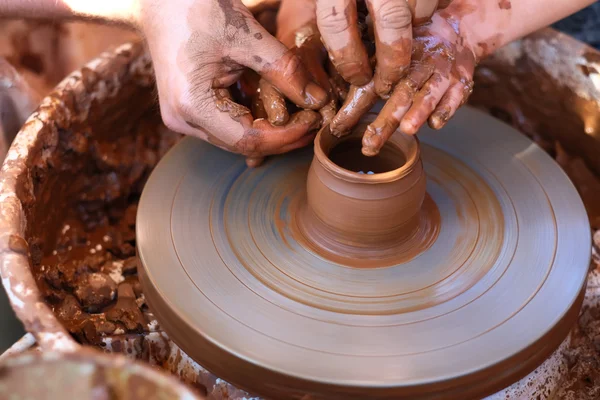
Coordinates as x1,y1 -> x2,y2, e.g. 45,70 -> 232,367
137,106 -> 590,399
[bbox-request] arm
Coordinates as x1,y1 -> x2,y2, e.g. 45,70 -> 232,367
0,0 -> 328,167
0,0 -> 140,25
453,0 -> 597,60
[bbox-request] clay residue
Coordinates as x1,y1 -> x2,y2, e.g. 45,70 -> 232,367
259,78 -> 288,126
498,0 -> 512,10
330,81 -> 378,137
26,109 -> 179,345
217,0 -> 250,37
317,1 -> 372,86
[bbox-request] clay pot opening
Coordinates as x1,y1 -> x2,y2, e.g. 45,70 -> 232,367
313,117 -> 421,185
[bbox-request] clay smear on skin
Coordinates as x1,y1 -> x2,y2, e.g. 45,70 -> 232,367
318,1 -> 372,86
498,0 -> 512,10
180,2 -> 323,157
364,0 -> 412,96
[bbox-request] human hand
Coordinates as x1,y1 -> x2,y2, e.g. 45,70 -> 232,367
257,0 -> 338,127
316,0 -> 444,98
139,0 -> 329,167
331,5 -> 477,156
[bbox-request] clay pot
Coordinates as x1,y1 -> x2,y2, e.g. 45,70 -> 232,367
0,27 -> 599,400
305,115 -> 426,252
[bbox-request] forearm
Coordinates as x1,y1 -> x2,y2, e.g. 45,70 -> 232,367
0,0 -> 141,26
454,0 -> 596,60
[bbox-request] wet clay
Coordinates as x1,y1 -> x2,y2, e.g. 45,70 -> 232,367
300,119 -> 439,268
328,6 -> 478,156
317,1 -> 372,87
22,92 -> 180,345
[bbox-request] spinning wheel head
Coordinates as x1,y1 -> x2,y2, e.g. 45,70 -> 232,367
137,105 -> 590,399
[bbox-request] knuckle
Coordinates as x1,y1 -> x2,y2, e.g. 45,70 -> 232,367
279,53 -> 303,79
375,0 -> 413,30
317,5 -> 352,35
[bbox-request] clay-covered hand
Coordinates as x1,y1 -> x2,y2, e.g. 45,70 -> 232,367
332,6 -> 476,156
316,0 -> 448,98
139,0 -> 329,166
257,0 -> 338,126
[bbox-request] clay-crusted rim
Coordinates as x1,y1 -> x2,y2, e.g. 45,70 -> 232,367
0,39 -> 153,352
1,347 -> 202,399
313,124 -> 421,184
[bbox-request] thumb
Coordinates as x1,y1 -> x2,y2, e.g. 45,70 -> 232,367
229,12 -> 329,110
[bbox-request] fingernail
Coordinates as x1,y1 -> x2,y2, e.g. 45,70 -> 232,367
400,120 -> 418,135
362,126 -> 381,156
375,79 -> 393,99
430,109 -> 450,129
310,115 -> 323,131
246,157 -> 264,168
304,82 -> 329,108
361,145 -> 379,157
329,124 -> 342,138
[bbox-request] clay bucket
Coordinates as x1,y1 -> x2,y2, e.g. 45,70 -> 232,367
0,348 -> 202,399
0,27 -> 598,399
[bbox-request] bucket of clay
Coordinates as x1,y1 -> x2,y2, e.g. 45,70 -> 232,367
0,348 -> 202,399
0,25 -> 599,399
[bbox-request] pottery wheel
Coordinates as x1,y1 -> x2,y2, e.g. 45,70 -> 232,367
137,106 -> 590,399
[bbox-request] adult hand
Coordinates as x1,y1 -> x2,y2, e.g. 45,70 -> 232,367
257,0 -> 338,127
331,6 -> 476,156
316,0 -> 445,98
140,0 -> 329,166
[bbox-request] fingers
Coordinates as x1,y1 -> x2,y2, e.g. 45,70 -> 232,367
428,80 -> 472,129
328,60 -> 349,101
249,110 -> 322,155
366,0 -> 413,98
320,99 -> 338,126
246,156 -> 266,168
316,0 -> 372,86
246,116 -> 318,168
401,72 -> 451,134
231,15 -> 329,110
184,87 -> 321,158
259,78 -> 289,125
292,30 -> 339,126
330,81 -> 378,137
362,63 -> 433,156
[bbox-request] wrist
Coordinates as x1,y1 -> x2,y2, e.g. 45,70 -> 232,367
437,0 -> 511,61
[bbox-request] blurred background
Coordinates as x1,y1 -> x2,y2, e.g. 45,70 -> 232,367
0,2 -> 599,353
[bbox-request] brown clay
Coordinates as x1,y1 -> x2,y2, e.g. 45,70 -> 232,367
259,78 -> 288,125
302,117 -> 438,267
316,1 -> 372,86
330,80 -> 378,137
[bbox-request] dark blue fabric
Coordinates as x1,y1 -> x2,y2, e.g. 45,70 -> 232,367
553,2 -> 600,50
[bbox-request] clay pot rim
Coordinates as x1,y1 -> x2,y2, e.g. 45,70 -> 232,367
313,124 -> 421,184
1,347 -> 202,399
